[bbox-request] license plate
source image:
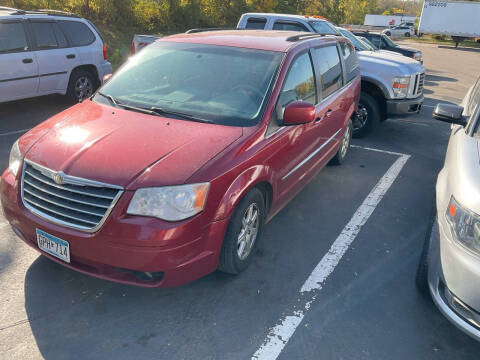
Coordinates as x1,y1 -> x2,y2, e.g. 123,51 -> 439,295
36,229 -> 70,263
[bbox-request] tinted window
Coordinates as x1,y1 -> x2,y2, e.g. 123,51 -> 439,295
277,52 -> 316,115
245,18 -> 267,30
339,41 -> 358,83
0,22 -> 28,52
32,22 -> 58,49
59,21 -> 95,46
273,21 -> 308,32
368,35 -> 381,48
53,23 -> 68,48
314,45 -> 343,97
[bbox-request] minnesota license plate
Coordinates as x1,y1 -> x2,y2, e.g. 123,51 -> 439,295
36,229 -> 70,263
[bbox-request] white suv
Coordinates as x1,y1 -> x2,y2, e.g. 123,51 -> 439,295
0,7 -> 112,103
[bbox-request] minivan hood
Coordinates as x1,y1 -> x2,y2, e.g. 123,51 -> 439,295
358,50 -> 424,74
23,101 -> 243,188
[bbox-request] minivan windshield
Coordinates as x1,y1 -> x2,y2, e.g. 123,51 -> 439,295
96,42 -> 283,126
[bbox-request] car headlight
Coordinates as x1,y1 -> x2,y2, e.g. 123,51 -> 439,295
127,183 -> 210,221
446,197 -> 480,254
392,76 -> 410,98
413,52 -> 422,62
8,140 -> 22,177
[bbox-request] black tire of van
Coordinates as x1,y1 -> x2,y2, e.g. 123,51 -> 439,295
352,92 -> 380,138
67,69 -> 96,103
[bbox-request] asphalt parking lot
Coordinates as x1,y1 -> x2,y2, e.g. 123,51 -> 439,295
1,41 -> 480,359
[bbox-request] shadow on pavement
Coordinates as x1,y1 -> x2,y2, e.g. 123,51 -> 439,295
438,45 -> 480,53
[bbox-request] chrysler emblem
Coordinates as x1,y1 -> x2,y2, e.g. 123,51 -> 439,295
53,173 -> 64,185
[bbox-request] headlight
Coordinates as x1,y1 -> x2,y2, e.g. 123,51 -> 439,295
446,197 -> 480,254
127,183 -> 210,221
413,52 -> 422,62
8,140 -> 22,177
392,76 -> 410,98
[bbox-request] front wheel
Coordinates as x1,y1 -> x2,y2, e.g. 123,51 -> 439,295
329,119 -> 352,165
218,188 -> 265,274
405,32 -> 411,37
352,92 -> 380,138
385,31 -> 391,36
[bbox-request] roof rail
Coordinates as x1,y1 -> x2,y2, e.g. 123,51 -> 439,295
4,8 -> 80,17
185,27 -> 236,34
286,33 -> 337,42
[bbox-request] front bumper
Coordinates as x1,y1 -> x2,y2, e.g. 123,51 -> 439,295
1,169 -> 228,288
386,94 -> 424,116
428,216 -> 480,340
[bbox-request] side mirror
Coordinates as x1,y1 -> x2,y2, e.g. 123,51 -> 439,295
102,73 -> 113,84
433,103 -> 466,126
283,101 -> 315,125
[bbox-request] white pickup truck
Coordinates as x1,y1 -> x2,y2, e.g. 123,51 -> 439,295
131,34 -> 162,54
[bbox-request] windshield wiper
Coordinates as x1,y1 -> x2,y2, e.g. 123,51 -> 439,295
148,107 -> 214,123
97,92 -> 120,107
96,93 -> 213,123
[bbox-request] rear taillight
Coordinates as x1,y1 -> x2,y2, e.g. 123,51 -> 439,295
103,44 -> 107,60
131,41 -> 135,54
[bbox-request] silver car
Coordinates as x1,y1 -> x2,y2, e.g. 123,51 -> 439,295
417,77 -> 480,340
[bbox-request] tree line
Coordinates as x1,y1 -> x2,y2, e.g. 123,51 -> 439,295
5,0 -> 426,33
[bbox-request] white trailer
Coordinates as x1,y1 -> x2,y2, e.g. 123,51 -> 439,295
419,1 -> 480,43
364,14 -> 416,27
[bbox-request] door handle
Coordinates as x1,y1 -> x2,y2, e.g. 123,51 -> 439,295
66,54 -> 76,59
22,58 -> 33,64
325,109 -> 333,118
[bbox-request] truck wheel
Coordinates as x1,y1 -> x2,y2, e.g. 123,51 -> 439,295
352,93 -> 380,138
67,69 -> 96,103
385,31 -> 391,36
218,188 -> 265,274
405,32 -> 411,37
329,119 -> 352,165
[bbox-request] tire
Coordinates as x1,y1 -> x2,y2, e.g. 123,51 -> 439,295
329,119 -> 352,165
352,92 -> 380,138
218,188 -> 265,274
385,31 -> 391,36
67,69 -> 97,103
405,32 -> 411,37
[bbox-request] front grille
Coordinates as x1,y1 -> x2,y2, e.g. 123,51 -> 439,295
21,161 -> 123,232
415,72 -> 425,95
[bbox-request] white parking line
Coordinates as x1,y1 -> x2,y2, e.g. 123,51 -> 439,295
0,128 -> 31,137
252,147 -> 411,360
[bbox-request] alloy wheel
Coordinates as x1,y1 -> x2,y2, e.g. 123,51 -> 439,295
237,203 -> 259,260
353,104 -> 368,131
74,76 -> 93,102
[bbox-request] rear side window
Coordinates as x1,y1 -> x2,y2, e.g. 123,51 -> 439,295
339,41 -> 358,83
313,45 -> 343,98
273,21 -> 308,32
245,18 -> 267,30
59,21 -> 96,46
278,52 -> 316,112
0,22 -> 29,52
31,22 -> 58,49
53,23 -> 68,48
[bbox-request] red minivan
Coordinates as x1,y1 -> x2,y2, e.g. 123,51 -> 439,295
1,30 -> 360,287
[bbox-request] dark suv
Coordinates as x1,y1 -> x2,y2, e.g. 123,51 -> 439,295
352,31 -> 422,63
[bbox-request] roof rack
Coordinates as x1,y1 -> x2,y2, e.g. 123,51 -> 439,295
185,27 -> 236,34
2,8 -> 79,17
286,33 -> 337,42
